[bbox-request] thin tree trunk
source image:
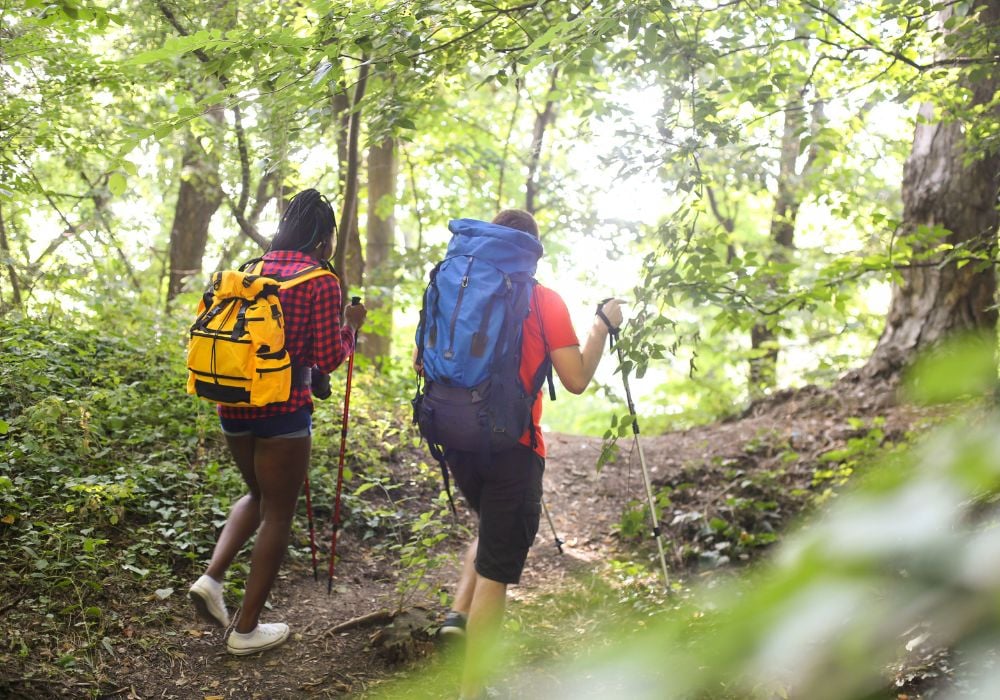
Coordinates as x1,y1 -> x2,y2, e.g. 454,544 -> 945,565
864,1 -> 1000,377
525,68 -> 559,214
749,95 -> 805,393
0,205 -> 22,311
749,95 -> 825,395
333,63 -> 370,297
362,137 -> 398,364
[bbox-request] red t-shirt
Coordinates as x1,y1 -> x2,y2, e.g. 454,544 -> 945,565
218,250 -> 355,420
518,285 -> 579,457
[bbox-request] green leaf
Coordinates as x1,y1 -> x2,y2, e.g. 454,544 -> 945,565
108,172 -> 127,197
123,48 -> 173,66
122,563 -> 150,577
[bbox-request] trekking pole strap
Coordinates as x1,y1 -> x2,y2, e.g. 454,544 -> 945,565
595,298 -> 620,351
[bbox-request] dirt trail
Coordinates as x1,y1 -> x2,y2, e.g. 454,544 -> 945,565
111,433 -> 621,700
111,379 -> 932,699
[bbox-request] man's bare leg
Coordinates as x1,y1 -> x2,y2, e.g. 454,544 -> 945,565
460,574 -> 507,700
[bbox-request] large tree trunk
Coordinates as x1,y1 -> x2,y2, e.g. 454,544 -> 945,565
863,1 -> 1000,378
362,137 -> 398,364
165,126 -> 224,306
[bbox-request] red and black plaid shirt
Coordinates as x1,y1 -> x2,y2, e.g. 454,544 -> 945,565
218,250 -> 355,420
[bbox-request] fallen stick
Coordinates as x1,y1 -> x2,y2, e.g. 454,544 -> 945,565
324,609 -> 395,636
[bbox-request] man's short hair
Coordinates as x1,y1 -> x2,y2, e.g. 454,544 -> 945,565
491,209 -> 539,238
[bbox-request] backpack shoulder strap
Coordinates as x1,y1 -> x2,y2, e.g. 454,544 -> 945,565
530,284 -> 557,401
278,266 -> 337,289
236,258 -> 337,288
239,257 -> 263,273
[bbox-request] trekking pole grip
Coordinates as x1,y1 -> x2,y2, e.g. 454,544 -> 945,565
348,296 -> 362,345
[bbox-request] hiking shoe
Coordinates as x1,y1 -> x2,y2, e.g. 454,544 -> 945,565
226,623 -> 290,656
188,575 -> 229,628
438,611 -> 467,638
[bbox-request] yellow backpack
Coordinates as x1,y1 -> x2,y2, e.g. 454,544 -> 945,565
186,260 -> 335,407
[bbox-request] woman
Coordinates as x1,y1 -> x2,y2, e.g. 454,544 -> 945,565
188,189 -> 367,655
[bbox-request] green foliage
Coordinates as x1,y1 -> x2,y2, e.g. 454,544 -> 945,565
0,310 -> 236,675
813,417 -> 888,497
390,493 -> 464,610
0,305 -> 462,683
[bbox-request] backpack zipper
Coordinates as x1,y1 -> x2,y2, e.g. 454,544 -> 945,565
444,257 -> 475,359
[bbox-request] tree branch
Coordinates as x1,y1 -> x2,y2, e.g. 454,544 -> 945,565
401,144 -> 425,251
157,0 -> 267,248
333,59 -> 371,290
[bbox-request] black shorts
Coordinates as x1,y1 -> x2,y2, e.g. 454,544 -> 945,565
446,446 -> 544,585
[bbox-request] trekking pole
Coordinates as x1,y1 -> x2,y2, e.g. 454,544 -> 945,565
599,300 -> 670,591
303,475 -> 319,580
541,499 -> 564,554
328,296 -> 361,594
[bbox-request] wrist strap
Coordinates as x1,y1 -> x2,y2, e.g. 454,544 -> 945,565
595,298 -> 620,351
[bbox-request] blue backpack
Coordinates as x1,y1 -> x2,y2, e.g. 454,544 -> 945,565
413,219 -> 555,490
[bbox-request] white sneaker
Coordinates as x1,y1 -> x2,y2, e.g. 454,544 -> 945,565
188,575 -> 229,628
226,622 -> 290,656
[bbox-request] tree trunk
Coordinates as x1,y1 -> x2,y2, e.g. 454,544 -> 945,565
749,94 -> 811,394
165,129 -> 224,306
0,205 -> 22,313
863,0 -> 1000,378
333,64 -> 370,298
525,68 -> 559,214
362,137 -> 398,364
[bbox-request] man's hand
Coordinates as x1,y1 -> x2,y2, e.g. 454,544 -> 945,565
597,298 -> 624,332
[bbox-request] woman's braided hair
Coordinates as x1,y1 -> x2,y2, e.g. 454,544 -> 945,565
268,189 -> 337,254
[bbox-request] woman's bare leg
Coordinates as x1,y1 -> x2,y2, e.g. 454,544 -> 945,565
204,434 -> 261,583
234,434 -> 310,633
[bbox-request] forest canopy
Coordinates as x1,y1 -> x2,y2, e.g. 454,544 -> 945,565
3,0 -> 996,413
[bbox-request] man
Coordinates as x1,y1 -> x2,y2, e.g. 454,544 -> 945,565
421,208 -> 623,699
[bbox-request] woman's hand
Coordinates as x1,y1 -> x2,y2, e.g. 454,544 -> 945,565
344,301 -> 367,330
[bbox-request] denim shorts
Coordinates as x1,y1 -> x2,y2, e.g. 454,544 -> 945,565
219,407 -> 312,439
